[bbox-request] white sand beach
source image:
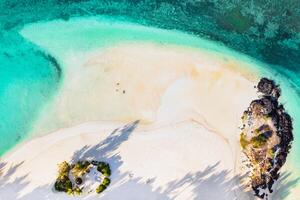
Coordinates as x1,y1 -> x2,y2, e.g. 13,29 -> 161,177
0,42 -> 261,200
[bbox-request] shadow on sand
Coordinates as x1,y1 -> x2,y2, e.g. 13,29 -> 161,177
0,120 -> 299,200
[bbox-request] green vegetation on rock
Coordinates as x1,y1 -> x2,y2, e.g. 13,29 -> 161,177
97,162 -> 111,177
102,177 -> 111,186
240,132 -> 249,149
71,161 -> 91,178
96,177 -> 111,194
96,184 -> 107,194
95,162 -> 111,194
54,160 -> 111,195
250,134 -> 267,148
54,161 -> 73,193
268,148 -> 275,158
54,175 -> 73,192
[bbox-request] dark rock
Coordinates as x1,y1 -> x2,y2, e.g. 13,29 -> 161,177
261,97 -> 275,114
262,130 -> 273,139
257,78 -> 274,95
262,98 -> 274,115
250,97 -> 276,115
272,87 -> 281,98
276,105 -> 285,117
243,78 -> 293,199
268,179 -> 274,193
91,160 -> 99,166
75,177 -> 82,185
83,161 -> 90,166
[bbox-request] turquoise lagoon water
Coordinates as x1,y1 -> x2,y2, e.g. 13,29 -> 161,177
0,32 -> 61,155
0,1 -> 300,199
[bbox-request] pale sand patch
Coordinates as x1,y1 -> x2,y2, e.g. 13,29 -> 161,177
0,43 -> 259,199
0,121 -> 253,200
30,42 -> 258,138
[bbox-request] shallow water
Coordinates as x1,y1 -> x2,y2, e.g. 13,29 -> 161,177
0,1 -> 299,199
0,31 -> 61,155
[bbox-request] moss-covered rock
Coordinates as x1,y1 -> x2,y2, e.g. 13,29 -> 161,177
96,184 -> 107,194
102,177 -> 111,186
97,162 -> 111,177
54,160 -> 111,195
54,175 -> 73,192
240,132 -> 249,150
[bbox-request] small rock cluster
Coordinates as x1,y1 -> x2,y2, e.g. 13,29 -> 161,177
54,160 -> 111,195
240,78 -> 293,199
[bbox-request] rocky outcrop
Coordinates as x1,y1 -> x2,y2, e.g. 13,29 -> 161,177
240,78 -> 293,199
